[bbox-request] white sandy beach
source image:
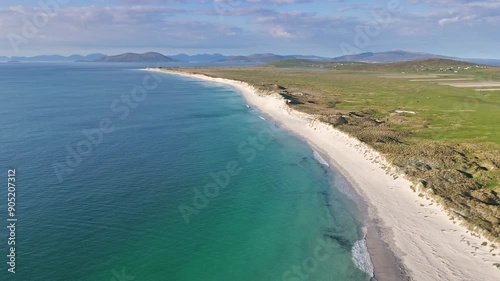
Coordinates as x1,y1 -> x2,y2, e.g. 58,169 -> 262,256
148,68 -> 500,281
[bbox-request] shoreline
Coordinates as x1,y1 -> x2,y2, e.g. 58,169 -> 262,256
147,68 -> 500,281
292,125 -> 410,281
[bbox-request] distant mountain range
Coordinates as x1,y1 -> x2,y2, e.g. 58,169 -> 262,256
168,53 -> 331,63
0,53 -> 106,62
95,52 -> 175,63
330,50 -> 455,63
462,58 -> 500,67
212,51 -> 500,65
169,53 -> 227,63
220,53 -> 295,63
1,50 -> 499,66
206,51 -> 453,63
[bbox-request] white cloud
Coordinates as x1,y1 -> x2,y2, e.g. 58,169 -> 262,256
0,0 -> 498,57
438,15 -> 477,26
438,16 -> 460,25
269,25 -> 294,38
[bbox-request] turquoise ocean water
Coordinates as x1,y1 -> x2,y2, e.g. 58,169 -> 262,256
0,63 -> 370,281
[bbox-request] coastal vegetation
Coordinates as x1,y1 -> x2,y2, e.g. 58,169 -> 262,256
165,59 -> 500,241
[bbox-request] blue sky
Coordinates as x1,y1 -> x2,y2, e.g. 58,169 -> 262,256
0,0 -> 498,58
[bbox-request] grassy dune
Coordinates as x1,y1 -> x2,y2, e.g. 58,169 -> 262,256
168,59 -> 500,241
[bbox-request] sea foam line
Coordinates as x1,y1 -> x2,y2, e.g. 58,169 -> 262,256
313,150 -> 330,167
352,238 -> 374,277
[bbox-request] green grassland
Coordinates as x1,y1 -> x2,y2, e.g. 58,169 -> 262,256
167,59 -> 500,241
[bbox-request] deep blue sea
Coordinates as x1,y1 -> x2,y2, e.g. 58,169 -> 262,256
0,63 -> 369,281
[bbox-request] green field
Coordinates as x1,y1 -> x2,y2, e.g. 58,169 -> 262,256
166,59 -> 500,241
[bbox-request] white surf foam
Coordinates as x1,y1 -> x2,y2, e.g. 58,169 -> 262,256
351,238 -> 374,277
313,150 -> 330,167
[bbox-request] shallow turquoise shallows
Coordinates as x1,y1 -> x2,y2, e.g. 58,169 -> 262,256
0,63 -> 369,281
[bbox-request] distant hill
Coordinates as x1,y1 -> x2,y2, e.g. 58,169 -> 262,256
184,51 -> 500,66
331,50 -> 455,63
462,58 -> 500,67
382,58 -> 478,70
268,59 -> 365,69
170,53 -> 228,62
165,53 -> 331,63
292,55 -> 335,61
2,50 -> 499,66
267,58 -> 486,73
212,51 -> 459,64
0,53 -> 106,62
219,53 -> 297,63
64,54 -> 107,61
95,52 -> 175,63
